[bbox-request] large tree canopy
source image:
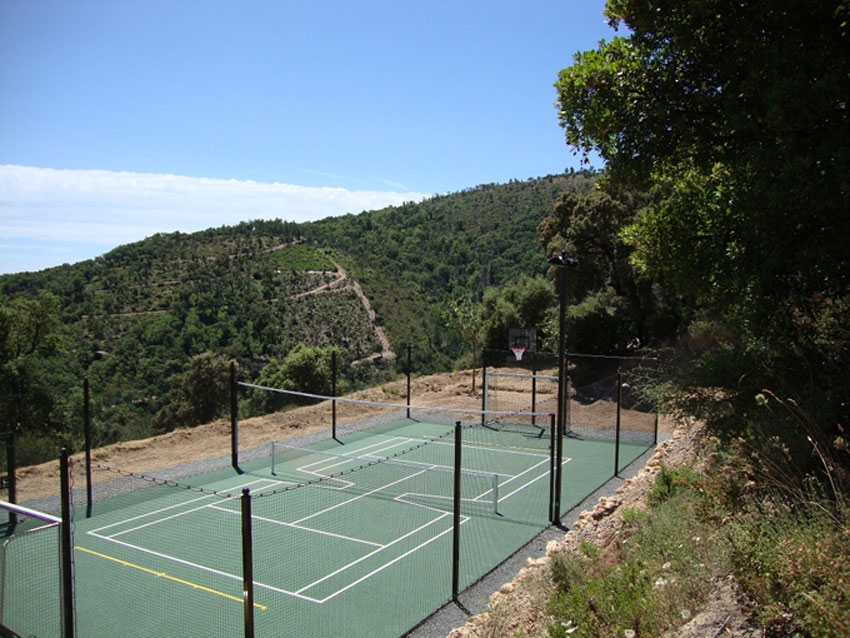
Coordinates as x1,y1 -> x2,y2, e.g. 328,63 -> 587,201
557,0 -> 850,311
556,0 -> 850,455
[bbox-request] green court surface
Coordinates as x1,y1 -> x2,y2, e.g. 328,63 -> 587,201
2,420 -> 650,638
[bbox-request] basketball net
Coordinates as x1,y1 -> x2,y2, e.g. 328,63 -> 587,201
511,346 -> 526,361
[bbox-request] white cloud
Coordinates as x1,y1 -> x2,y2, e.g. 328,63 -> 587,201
0,165 -> 428,274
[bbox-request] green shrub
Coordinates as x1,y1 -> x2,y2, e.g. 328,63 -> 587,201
729,495 -> 850,637
647,463 -> 702,508
547,470 -> 720,638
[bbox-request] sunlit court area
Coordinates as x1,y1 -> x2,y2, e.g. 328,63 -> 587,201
1,353 -> 658,637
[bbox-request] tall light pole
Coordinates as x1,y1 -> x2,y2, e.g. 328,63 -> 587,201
547,251 -> 578,523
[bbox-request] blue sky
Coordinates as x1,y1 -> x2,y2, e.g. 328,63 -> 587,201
1,1 -> 614,274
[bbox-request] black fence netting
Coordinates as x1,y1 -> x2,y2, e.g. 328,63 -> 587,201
1,353 -> 659,638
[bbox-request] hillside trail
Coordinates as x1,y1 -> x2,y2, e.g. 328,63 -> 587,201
293,257 -> 395,362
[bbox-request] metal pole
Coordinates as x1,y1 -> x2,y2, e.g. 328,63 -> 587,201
241,488 -> 255,638
554,265 -> 566,521
84,377 -> 93,518
615,369 -> 622,477
332,350 -> 338,441
451,421 -> 462,602
59,448 -> 75,638
549,413 -> 556,523
653,358 -> 660,445
231,361 -> 240,472
406,343 -> 412,419
480,365 -> 487,425
546,252 -> 577,525
5,429 -> 16,526
531,370 -> 537,426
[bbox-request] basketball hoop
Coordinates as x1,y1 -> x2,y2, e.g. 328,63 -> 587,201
511,346 -> 526,361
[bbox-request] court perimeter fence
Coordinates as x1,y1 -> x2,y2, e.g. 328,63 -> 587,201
1,348 -> 659,638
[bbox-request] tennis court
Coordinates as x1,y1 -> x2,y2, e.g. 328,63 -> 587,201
2,391 -> 653,637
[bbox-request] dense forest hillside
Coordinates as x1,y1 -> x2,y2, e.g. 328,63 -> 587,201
0,171 -> 598,462
305,172 -> 598,357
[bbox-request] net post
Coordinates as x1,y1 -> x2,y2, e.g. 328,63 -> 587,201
231,361 -> 241,472
406,343 -> 412,419
4,429 -> 16,526
451,421 -> 462,602
615,369 -> 622,477
270,442 -> 276,476
492,473 -> 499,515
241,488 -> 255,638
83,376 -> 93,518
59,448 -> 75,638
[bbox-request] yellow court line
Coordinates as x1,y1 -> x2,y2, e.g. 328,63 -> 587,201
75,545 -> 267,611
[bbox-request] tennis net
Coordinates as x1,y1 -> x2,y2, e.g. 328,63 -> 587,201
265,441 -> 503,514
237,382 -> 555,447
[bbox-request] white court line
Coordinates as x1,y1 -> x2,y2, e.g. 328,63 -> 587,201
427,436 -> 550,459
207,504 -> 383,548
288,437 -> 414,486
498,456 -> 571,501
312,517 -> 464,603
86,441 -> 567,606
396,455 -> 570,510
296,437 -> 419,476
291,464 -> 433,526
90,477 -> 277,537
295,511 -> 453,597
87,530 -> 249,590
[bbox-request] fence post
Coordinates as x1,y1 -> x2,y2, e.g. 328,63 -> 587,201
451,421 -> 462,602
480,365 -> 487,426
231,362 -> 240,472
549,413 -> 556,523
653,357 -> 660,445
241,488 -> 255,638
5,428 -> 16,526
615,369 -> 622,477
554,394 -> 565,523
332,349 -> 338,441
84,376 -> 93,518
406,343 -> 412,420
59,448 -> 75,638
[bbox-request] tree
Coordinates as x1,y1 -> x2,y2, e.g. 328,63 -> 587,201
555,0 -> 850,466
539,184 -> 666,344
155,352 -> 231,430
443,297 -> 485,393
0,292 -> 75,433
481,276 -> 553,350
556,1 -> 850,314
248,344 -> 341,414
